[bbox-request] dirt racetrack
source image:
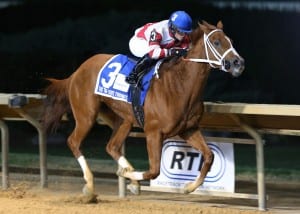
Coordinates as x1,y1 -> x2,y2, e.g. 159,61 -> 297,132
0,173 -> 300,214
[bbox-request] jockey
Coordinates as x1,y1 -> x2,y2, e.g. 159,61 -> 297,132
125,10 -> 193,85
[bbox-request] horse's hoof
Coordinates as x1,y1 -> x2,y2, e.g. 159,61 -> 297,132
183,188 -> 190,194
82,184 -> 94,196
128,182 -> 140,195
183,182 -> 194,194
79,194 -> 98,204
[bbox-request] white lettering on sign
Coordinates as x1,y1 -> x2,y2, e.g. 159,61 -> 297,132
151,139 -> 235,192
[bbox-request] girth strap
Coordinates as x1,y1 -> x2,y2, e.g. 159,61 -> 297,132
130,85 -> 145,128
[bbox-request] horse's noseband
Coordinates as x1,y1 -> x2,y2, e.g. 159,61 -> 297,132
184,29 -> 242,73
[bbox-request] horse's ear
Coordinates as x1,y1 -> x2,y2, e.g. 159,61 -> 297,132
198,21 -> 209,33
202,20 -> 209,27
217,20 -> 223,29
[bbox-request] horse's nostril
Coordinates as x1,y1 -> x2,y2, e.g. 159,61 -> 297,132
224,60 -> 231,70
233,58 -> 245,69
233,59 -> 240,67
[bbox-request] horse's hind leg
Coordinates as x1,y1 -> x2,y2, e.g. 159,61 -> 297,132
67,124 -> 96,198
106,119 -> 132,161
67,99 -> 99,198
105,119 -> 141,194
179,129 -> 214,193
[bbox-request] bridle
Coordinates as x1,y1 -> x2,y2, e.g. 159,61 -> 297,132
184,29 -> 239,72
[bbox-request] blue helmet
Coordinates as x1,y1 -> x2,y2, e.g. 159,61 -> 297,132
168,11 -> 192,34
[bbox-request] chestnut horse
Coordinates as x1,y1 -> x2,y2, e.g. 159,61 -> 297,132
42,21 -> 244,199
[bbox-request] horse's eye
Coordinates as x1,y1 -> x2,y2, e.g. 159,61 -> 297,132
213,40 -> 221,47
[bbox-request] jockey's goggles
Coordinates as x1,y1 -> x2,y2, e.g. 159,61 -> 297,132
175,29 -> 187,36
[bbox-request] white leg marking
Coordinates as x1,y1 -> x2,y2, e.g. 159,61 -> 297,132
118,156 -> 132,169
118,156 -> 144,180
77,155 -> 94,195
125,171 -> 144,180
78,156 -> 88,172
131,171 -> 144,180
78,155 -> 91,181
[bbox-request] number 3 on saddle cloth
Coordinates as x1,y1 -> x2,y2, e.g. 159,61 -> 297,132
94,54 -> 161,127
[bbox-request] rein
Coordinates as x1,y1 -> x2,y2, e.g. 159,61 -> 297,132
184,29 -> 238,72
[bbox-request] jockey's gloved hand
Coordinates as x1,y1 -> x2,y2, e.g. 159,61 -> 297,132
168,48 -> 188,57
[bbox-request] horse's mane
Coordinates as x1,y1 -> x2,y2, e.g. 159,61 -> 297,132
190,24 -> 203,46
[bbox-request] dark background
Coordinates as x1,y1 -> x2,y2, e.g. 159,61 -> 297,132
0,0 -> 299,104
1,1 -> 299,180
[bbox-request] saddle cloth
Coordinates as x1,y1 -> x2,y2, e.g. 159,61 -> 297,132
94,54 -> 159,105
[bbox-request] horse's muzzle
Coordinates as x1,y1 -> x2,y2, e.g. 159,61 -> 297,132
224,56 -> 245,77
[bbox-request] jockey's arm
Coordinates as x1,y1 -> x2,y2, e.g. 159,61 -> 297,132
148,29 -> 168,59
148,46 -> 168,59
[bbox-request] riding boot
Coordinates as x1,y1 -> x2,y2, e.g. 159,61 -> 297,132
126,54 -> 153,85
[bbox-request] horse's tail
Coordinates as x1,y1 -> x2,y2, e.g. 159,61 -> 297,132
42,77 -> 71,133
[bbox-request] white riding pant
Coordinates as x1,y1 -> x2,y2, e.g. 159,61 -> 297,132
129,36 -> 150,58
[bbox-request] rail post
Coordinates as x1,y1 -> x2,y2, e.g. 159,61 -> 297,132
231,115 -> 266,211
13,108 -> 48,188
0,119 -> 9,189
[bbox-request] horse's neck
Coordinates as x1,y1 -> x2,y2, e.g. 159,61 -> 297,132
151,37 -> 210,110
174,40 -> 210,102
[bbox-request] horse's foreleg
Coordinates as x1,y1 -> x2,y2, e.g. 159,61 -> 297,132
143,132 -> 163,180
179,129 -> 214,194
120,132 -> 162,181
